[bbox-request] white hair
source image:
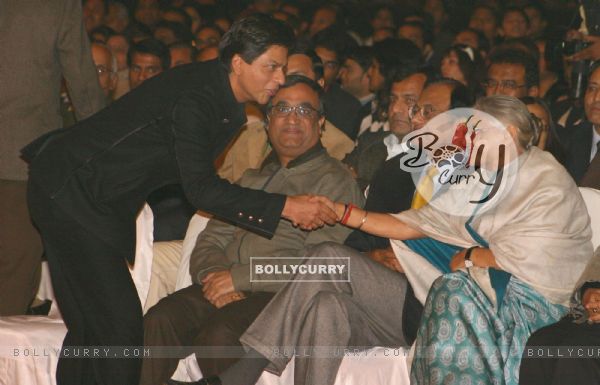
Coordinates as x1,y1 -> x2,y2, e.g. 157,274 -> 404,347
475,95 -> 540,149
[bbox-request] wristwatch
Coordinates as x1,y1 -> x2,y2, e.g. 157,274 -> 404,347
464,246 -> 478,268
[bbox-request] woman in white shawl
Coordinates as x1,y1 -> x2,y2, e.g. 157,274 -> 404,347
195,96 -> 593,385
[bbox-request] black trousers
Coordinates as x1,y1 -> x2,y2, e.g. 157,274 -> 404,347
0,179 -> 42,315
520,316 -> 600,385
28,185 -> 143,385
140,285 -> 274,385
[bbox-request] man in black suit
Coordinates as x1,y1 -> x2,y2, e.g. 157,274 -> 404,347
313,27 -> 363,140
567,63 -> 600,184
25,15 -> 336,385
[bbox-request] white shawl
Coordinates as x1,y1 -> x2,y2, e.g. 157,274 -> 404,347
391,147 -> 593,306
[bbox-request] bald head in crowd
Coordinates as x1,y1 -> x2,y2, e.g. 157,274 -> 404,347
91,43 -> 118,97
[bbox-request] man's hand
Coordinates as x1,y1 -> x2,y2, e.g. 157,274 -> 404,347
282,194 -> 338,230
367,247 -> 403,272
583,288 -> 600,322
568,35 -> 600,61
213,291 -> 246,309
310,195 -> 345,220
202,270 -> 235,303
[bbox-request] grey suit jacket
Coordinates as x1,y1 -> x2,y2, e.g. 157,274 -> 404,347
0,0 -> 105,181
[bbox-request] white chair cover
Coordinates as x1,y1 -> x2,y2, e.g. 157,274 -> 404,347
579,187 -> 600,249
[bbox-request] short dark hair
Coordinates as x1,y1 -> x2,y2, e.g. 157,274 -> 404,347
471,4 -> 499,25
127,38 -> 171,70
154,20 -> 194,44
124,21 -> 153,42
487,48 -> 539,89
195,24 -> 223,37
168,41 -> 197,57
457,27 -> 490,54
425,78 -> 475,109
83,0 -> 108,14
397,20 -> 433,46
345,46 -> 374,73
372,38 -> 422,82
369,4 -> 398,27
219,14 -> 295,72
312,26 -> 358,64
90,25 -> 116,42
161,6 -> 193,31
267,74 -> 325,115
499,37 -> 540,63
371,38 -> 423,121
524,1 -> 547,21
503,7 -> 530,27
289,44 -> 324,81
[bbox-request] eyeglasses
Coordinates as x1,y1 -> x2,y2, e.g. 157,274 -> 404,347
483,79 -> 527,90
409,104 -> 437,120
195,37 -> 219,47
96,65 -> 114,76
269,103 -> 321,119
322,60 -> 340,70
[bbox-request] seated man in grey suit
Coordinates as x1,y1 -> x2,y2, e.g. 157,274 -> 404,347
140,75 -> 364,385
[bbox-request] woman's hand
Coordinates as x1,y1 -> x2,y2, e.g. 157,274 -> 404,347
583,288 -> 600,323
449,247 -> 500,271
450,249 -> 469,271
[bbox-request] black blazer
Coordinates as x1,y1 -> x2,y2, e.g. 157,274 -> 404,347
323,83 -> 362,141
566,121 -> 595,183
25,60 -> 286,262
344,153 -> 415,251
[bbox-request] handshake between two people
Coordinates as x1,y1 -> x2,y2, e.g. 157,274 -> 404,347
282,194 -> 342,230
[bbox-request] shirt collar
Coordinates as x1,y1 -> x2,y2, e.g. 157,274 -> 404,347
359,93 -> 376,106
592,125 -> 600,160
384,133 -> 408,160
261,141 -> 326,169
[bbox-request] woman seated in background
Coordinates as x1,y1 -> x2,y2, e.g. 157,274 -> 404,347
439,44 -> 485,97
198,96 -> 593,385
521,96 -> 567,165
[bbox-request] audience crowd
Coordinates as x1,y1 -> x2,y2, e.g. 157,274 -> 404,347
3,1 -> 600,385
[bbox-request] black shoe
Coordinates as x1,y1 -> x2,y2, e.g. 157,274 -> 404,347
26,299 -> 52,315
195,376 -> 222,385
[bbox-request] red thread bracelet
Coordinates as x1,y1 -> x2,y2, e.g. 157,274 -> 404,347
341,204 -> 355,225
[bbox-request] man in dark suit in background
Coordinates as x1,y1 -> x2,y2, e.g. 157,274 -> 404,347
25,15 -> 336,385
313,27 -> 363,140
0,0 -> 106,316
567,63 -> 600,184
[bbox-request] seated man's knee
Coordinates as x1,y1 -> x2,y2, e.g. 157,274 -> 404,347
312,291 -> 344,312
194,318 -> 241,347
143,291 -> 194,333
304,242 -> 347,260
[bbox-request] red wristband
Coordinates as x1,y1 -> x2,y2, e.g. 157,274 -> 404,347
341,204 -> 355,225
